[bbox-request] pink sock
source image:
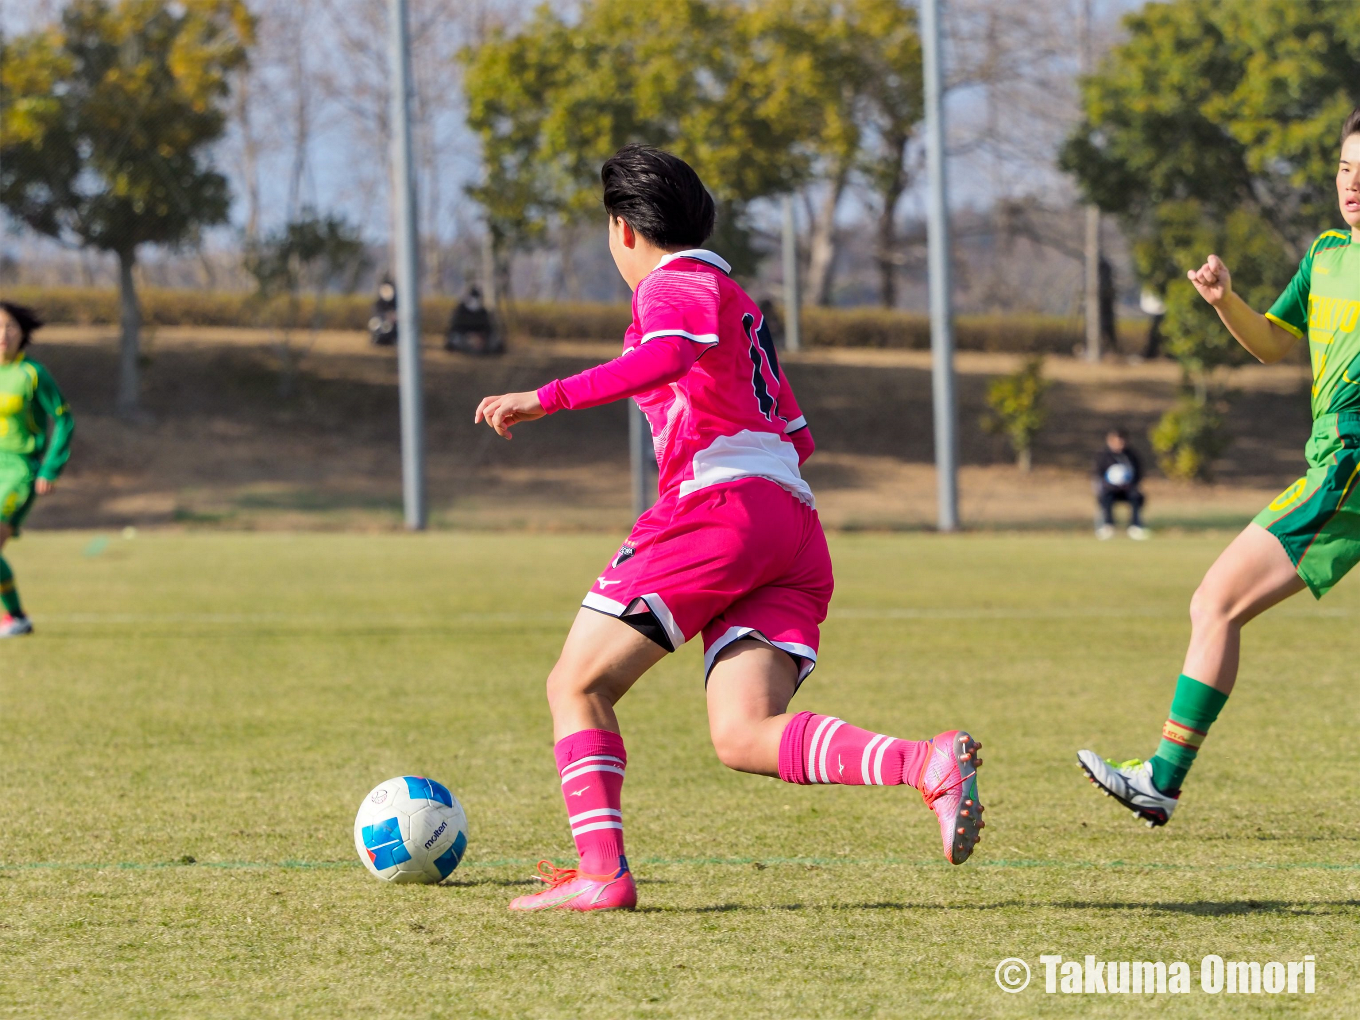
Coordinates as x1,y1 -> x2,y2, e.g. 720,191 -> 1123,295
554,729 -> 628,876
778,711 -> 930,787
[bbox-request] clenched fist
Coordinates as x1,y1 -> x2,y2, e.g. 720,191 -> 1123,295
1187,254 -> 1232,307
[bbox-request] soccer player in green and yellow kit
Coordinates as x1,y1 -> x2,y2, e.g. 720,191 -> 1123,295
1078,106 -> 1360,826
0,302 -> 74,638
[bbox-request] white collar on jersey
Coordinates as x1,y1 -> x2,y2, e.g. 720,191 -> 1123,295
653,249 -> 732,274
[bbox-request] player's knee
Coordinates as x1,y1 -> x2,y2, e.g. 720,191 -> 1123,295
708,717 -> 759,772
544,659 -> 586,711
1188,581 -> 1233,630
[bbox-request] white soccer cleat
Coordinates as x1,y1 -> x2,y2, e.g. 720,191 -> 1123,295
1095,525 -> 1115,540
1127,525 -> 1150,540
1076,751 -> 1178,828
0,614 -> 33,638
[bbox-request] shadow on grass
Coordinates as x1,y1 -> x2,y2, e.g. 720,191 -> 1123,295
640,899 -> 1360,915
443,877 -> 537,889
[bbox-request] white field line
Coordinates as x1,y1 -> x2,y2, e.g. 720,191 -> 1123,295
38,605 -> 1353,626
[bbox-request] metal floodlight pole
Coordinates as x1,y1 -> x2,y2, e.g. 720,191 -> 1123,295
388,0 -> 426,530
781,195 -> 801,352
629,400 -> 656,517
1082,0 -> 1102,363
921,0 -> 959,532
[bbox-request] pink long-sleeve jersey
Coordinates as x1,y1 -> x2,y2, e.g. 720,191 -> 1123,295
537,249 -> 814,506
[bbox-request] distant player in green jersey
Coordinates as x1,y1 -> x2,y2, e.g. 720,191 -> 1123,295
1079,106 -> 1360,825
0,302 -> 74,638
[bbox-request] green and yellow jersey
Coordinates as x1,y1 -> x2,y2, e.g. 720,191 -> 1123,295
1266,229 -> 1360,417
0,353 -> 74,480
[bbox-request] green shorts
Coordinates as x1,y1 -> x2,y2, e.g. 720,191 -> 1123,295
1254,412 -> 1360,598
0,455 -> 37,537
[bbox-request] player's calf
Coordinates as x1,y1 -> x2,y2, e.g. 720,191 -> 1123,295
777,712 -> 985,864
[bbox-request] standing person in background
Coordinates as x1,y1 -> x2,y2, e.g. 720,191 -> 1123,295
0,302 -> 74,637
1093,428 -> 1147,540
1140,288 -> 1167,360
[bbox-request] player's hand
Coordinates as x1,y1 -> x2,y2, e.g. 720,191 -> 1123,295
474,391 -> 545,439
34,478 -> 53,496
1187,254 -> 1232,306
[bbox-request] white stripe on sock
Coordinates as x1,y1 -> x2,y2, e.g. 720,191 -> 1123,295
570,820 -> 625,837
872,736 -> 893,786
560,763 -> 626,785
861,734 -> 887,785
818,719 -> 845,784
558,754 -> 624,777
568,807 -> 623,825
806,716 -> 837,784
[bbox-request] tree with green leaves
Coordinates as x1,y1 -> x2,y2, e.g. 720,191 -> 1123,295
0,0 -> 253,414
462,1 -> 777,283
243,210 -> 369,398
461,0 -> 922,298
1060,0 -> 1360,479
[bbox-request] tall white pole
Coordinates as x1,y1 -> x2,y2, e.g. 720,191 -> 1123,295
630,400 -> 656,517
389,0 -> 426,530
921,0 -> 958,532
1082,0 -> 1102,363
781,195 -> 801,352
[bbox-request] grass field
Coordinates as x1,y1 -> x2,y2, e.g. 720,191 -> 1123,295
1,530 -> 1357,1018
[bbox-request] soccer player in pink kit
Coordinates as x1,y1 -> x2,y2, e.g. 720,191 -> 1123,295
476,145 -> 984,911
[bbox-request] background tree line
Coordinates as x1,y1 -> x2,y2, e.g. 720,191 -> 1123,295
1064,0 -> 1360,477
461,0 -> 923,309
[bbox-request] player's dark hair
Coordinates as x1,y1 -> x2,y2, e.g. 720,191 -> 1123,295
601,144 -> 715,249
1342,107 -> 1360,145
0,301 -> 42,349
1108,427 -> 1129,441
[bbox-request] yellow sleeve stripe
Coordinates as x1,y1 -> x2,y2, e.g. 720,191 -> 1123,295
1309,230 -> 1351,257
1266,312 -> 1305,340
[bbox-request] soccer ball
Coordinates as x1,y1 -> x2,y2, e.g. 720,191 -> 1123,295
1105,463 -> 1134,487
354,776 -> 469,884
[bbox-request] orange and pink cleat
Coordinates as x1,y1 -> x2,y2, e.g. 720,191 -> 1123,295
918,730 -> 984,864
508,860 -> 638,912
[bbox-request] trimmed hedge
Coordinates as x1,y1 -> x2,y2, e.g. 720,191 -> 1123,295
5,286 -> 1144,353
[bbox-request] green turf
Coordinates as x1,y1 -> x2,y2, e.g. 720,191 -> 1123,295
1,530 -> 1356,1018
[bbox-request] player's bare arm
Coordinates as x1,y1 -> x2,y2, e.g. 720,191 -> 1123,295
474,390 -> 544,439
1187,254 -> 1297,364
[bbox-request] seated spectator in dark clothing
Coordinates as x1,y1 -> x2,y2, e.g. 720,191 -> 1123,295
445,285 -> 501,355
1094,428 -> 1148,540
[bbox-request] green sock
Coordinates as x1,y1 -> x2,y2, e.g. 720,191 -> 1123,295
1149,674 -> 1227,793
0,556 -> 21,617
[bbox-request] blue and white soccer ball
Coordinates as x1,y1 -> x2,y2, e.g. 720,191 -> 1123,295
354,776 -> 469,884
1105,462 -> 1134,487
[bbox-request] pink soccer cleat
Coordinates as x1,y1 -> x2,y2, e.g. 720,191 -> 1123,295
508,860 -> 638,912
918,730 -> 984,865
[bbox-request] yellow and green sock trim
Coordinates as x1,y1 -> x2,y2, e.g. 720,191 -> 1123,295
1149,674 -> 1227,793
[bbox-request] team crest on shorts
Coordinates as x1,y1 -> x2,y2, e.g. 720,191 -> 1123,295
611,544 -> 636,569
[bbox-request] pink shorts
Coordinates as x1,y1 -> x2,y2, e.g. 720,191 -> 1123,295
582,476 -> 834,684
